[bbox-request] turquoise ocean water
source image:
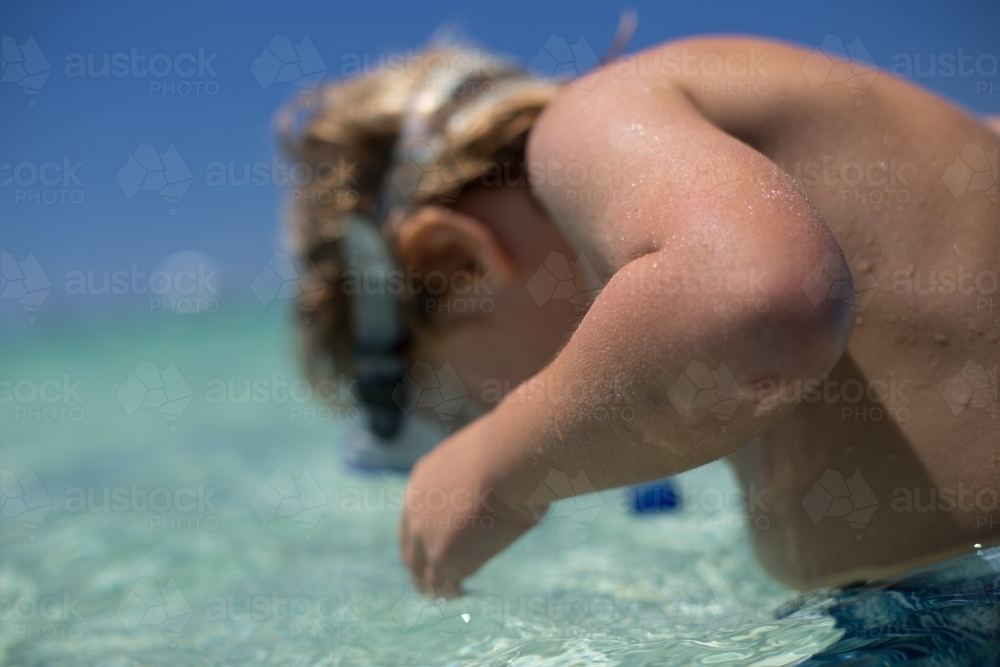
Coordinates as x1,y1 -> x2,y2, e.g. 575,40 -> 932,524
0,310 -> 840,665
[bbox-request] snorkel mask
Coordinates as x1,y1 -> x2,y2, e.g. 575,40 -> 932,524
339,57 -> 534,470
309,17 -> 638,471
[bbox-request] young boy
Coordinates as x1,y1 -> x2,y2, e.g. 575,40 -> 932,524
284,37 -> 999,601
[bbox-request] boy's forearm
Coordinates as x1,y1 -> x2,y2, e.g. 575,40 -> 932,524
477,64 -> 856,513
479,246 -> 853,514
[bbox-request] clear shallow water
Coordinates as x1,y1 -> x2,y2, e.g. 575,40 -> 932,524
0,312 -> 842,665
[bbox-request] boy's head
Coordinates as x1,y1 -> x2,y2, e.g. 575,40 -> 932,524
282,48 -> 583,435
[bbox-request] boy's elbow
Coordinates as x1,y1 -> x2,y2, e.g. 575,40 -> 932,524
739,247 -> 856,387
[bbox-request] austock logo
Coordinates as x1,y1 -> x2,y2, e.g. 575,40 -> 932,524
251,252 -> 325,312
2,157 -> 85,204
64,47 -> 219,96
942,143 -> 997,203
1,252 -> 51,323
389,141 -> 467,204
890,48 -> 998,91
116,577 -> 193,644
251,35 -> 327,91
64,482 -> 219,532
63,251 -> 222,315
526,252 -> 601,310
801,252 -> 879,316
0,591 -> 84,639
801,469 -> 879,540
391,579 -> 470,635
667,360 -> 744,426
251,469 -> 328,540
392,361 -> 468,431
942,360 -> 997,419
802,35 -> 878,102
2,373 -> 85,424
203,590 -> 361,639
1,469 -> 52,539
116,143 -> 193,214
528,35 -> 600,90
525,469 -> 603,535
115,361 -> 193,429
1,35 -> 52,104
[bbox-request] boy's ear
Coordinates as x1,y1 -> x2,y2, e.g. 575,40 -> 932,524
395,205 -> 518,300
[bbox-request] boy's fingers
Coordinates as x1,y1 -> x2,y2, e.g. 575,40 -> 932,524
408,533 -> 428,584
398,509 -> 428,584
398,513 -> 410,564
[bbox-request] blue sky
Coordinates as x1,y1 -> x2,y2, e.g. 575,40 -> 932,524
2,0 -> 998,325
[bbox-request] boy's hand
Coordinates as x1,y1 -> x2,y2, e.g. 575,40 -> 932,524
398,413 -> 541,595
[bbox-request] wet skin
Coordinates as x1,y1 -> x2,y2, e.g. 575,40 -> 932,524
656,38 -> 1000,587
398,37 -> 999,592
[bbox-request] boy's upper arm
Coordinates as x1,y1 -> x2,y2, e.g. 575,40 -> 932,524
526,67 -> 835,291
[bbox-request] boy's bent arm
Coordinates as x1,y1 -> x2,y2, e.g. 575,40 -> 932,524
400,66 -> 854,590
485,67 -> 855,498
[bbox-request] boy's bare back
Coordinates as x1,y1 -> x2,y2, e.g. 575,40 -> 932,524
397,36 -> 997,592
566,37 -> 1000,587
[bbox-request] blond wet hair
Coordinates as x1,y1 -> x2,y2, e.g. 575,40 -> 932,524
279,47 -> 561,385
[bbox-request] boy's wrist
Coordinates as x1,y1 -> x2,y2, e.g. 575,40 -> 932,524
471,398 -> 555,522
